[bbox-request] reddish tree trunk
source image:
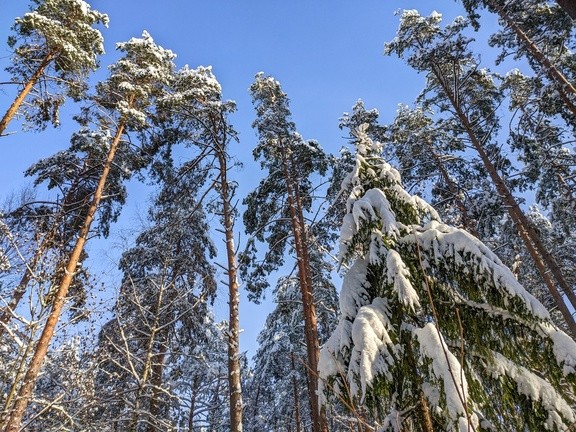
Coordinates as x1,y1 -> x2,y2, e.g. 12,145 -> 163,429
278,139 -> 327,432
432,64 -> 576,337
556,0 -> 576,19
2,122 -> 125,432
0,52 -> 55,136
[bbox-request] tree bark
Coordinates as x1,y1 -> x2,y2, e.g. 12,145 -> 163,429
0,52 -> 55,136
432,64 -> 576,337
2,122 -> 125,432
188,376 -> 200,432
215,126 -> 244,432
418,390 -> 434,432
556,0 -> 576,19
146,348 -> 166,432
278,139 -> 327,432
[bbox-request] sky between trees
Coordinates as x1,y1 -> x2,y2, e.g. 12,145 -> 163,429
0,0 -> 478,354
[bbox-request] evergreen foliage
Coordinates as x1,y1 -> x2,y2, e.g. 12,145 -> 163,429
2,0 -> 108,132
319,125 -> 576,431
2,2 -> 576,431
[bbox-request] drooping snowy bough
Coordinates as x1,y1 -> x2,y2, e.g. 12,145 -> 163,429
319,125 -> 576,431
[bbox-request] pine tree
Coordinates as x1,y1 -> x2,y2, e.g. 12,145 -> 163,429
246,250 -> 339,431
158,64 -> 245,432
0,127 -> 131,340
2,31 -> 175,432
319,124 -> 576,431
0,0 -> 108,135
385,10 -> 576,337
461,0 -> 576,121
243,73 -> 331,432
245,277 -> 311,431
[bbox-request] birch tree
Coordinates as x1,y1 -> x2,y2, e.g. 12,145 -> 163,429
158,64 -> 245,432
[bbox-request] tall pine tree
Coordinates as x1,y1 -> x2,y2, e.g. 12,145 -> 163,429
1,0 -> 108,135
2,31 -> 175,432
243,73 -> 331,432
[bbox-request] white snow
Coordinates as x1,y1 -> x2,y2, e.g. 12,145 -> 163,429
409,220 -> 550,319
349,297 -> 397,398
338,258 -> 371,321
414,323 -> 479,431
386,249 -> 420,311
538,323 -> 576,376
487,352 -> 575,430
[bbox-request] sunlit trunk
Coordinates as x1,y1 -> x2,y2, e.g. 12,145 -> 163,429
0,52 -> 55,136
2,122 -> 126,432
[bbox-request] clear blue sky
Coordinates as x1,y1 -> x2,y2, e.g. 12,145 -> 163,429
0,1 -> 473,355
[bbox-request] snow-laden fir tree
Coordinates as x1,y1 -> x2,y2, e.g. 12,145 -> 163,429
1,0 -> 108,135
319,125 -> 576,431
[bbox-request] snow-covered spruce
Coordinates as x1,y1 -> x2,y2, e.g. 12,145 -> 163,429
319,124 -> 576,431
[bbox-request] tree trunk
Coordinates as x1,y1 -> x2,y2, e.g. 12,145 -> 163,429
0,254 -> 40,338
188,376 -> 200,432
418,390 -> 434,432
278,139 -> 327,432
146,348 -> 166,432
216,141 -> 244,432
2,122 -> 125,432
489,0 -> 576,117
0,172 -> 86,338
556,0 -> 576,19
432,64 -> 576,337
0,52 -> 55,136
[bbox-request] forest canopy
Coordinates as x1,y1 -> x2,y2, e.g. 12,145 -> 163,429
1,1 -> 575,431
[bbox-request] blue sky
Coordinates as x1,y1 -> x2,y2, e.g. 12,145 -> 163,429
0,1 -> 473,355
